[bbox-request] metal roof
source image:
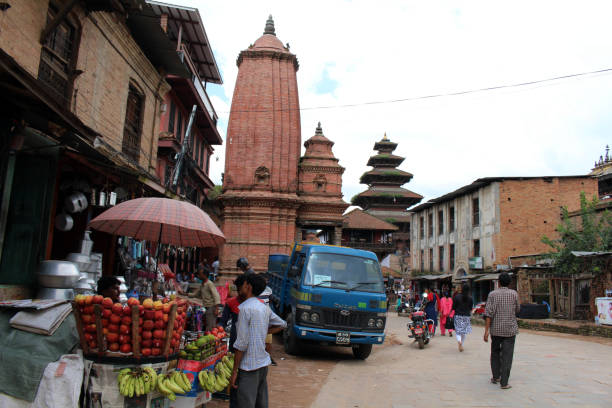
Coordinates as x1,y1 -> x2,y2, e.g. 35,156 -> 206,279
146,1 -> 222,84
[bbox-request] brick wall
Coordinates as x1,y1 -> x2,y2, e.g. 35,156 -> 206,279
498,177 -> 598,264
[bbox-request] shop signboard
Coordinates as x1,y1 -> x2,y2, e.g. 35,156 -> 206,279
469,257 -> 483,270
596,297 -> 612,326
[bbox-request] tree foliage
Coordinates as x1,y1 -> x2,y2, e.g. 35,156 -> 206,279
542,192 -> 612,275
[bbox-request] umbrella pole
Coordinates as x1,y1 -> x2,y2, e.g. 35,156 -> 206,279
155,225 -> 163,278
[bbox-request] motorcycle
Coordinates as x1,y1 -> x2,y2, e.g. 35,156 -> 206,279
407,304 -> 435,349
397,300 -> 413,316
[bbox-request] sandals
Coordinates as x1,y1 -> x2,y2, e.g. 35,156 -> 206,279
490,377 -> 500,384
500,385 -> 512,389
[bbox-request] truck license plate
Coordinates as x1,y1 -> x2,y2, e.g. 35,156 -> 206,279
336,331 -> 350,345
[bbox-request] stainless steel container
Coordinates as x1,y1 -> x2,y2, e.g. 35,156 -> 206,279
37,260 -> 81,288
37,287 -> 75,300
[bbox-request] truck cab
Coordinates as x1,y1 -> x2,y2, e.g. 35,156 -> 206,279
267,243 -> 387,360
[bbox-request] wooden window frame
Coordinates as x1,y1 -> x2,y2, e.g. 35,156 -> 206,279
449,206 -> 455,232
122,84 -> 144,162
450,244 -> 455,270
437,209 -> 443,236
472,197 -> 480,226
473,239 -> 480,257
428,213 -> 433,237
439,246 -> 444,271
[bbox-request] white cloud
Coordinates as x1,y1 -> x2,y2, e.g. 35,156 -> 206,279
180,0 -> 612,201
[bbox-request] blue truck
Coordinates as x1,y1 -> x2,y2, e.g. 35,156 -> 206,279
267,243 -> 387,360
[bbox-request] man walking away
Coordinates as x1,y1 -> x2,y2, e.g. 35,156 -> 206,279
483,272 -> 520,389
231,274 -> 286,408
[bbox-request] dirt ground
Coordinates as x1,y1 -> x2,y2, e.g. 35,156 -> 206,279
206,336 -> 345,408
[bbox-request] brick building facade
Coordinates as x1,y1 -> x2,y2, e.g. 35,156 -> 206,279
410,176 -> 598,279
0,0 -> 205,293
220,17 -> 349,274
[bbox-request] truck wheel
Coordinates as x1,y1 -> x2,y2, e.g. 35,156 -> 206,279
352,344 -> 372,360
283,313 -> 300,355
417,337 -> 424,349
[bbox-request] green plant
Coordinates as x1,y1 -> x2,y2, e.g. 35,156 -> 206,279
541,192 -> 612,275
207,185 -> 223,200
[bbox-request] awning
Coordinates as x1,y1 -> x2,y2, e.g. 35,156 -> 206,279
456,274 -> 485,281
410,273 -> 452,281
473,272 -> 514,282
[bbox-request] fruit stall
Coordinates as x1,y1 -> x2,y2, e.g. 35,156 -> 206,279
72,293 -> 231,408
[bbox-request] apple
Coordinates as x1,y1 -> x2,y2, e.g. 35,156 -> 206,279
88,340 -> 97,349
173,320 -> 179,330
139,326 -> 142,334
151,348 -> 161,356
152,339 -> 163,348
127,297 -> 140,307
121,316 -> 132,325
85,324 -> 97,333
212,328 -> 218,335
153,329 -> 164,339
119,334 -> 131,344
154,320 -> 165,330
142,331 -> 153,340
102,308 -> 111,318
142,320 -> 154,330
106,332 -> 119,343
84,296 -> 93,305
103,328 -> 108,335
111,303 -> 123,315
92,295 -> 103,304
172,331 -> 180,340
153,310 -> 163,321
141,339 -> 152,348
138,305 -> 145,316
120,343 -> 132,353
122,305 -> 132,316
109,342 -> 120,352
153,301 -> 164,311
139,318 -> 143,326
141,348 -> 152,356
83,305 -> 94,315
170,339 -> 178,348
101,318 -> 109,327
108,324 -> 119,333
75,295 -> 85,305
162,313 -> 169,323
102,297 -> 113,308
119,324 -> 130,335
81,314 -> 94,324
84,333 -> 94,342
110,314 -> 121,324
144,310 -> 156,320
142,298 -> 154,309
162,303 -> 171,314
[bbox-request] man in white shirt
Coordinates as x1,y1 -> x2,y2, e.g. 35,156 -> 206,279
230,274 -> 286,408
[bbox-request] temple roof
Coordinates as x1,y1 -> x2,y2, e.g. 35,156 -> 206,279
304,122 -> 334,148
367,153 -> 405,167
360,168 -> 413,185
343,208 -> 399,231
252,15 -> 289,52
373,133 -> 398,152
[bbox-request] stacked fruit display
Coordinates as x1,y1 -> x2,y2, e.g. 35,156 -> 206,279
179,326 -> 226,361
73,294 -> 187,356
198,354 -> 234,393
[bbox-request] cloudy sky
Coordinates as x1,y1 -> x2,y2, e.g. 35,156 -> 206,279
178,0 -> 610,205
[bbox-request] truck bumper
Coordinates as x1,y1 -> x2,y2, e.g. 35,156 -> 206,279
293,324 -> 385,344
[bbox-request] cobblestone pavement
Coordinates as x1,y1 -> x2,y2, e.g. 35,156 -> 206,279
311,314 -> 612,408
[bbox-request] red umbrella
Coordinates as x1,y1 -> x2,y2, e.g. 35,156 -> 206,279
89,197 -> 225,248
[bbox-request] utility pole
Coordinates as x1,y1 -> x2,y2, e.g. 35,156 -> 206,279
172,104 -> 197,188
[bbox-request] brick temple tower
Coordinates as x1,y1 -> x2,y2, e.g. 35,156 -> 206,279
297,123 -> 349,244
220,16 -> 302,274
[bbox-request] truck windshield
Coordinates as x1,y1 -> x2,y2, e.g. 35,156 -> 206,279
303,253 -> 384,293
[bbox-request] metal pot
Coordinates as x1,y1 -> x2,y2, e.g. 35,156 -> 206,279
65,192 -> 88,213
55,213 -> 74,231
37,260 -> 81,288
66,253 -> 91,271
37,287 -> 75,300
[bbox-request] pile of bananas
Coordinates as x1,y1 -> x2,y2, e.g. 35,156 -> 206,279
117,367 -> 158,398
198,354 -> 234,393
156,370 -> 192,401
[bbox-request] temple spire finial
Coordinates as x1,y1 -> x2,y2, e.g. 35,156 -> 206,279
315,122 -> 323,135
383,132 -> 388,141
264,15 -> 276,36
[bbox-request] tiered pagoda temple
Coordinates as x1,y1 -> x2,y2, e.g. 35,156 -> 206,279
352,134 -> 423,246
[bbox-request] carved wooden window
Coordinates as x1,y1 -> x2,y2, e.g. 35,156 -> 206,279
38,4 -> 77,105
168,101 -> 176,133
122,85 -> 144,161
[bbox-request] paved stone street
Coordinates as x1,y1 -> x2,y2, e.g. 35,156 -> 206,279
311,314 -> 612,408
209,314 -> 612,408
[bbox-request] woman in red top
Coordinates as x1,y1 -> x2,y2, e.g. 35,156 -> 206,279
439,292 -> 454,337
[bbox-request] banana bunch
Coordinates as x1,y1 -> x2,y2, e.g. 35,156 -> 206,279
156,370 -> 191,401
198,355 -> 234,393
117,367 -> 158,398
